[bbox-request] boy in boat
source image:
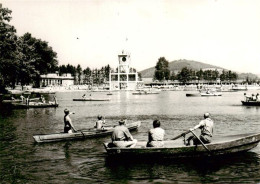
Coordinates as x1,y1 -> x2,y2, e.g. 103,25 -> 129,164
146,119 -> 165,147
185,112 -> 214,146
94,115 -> 105,130
64,109 -> 77,133
111,119 -> 137,148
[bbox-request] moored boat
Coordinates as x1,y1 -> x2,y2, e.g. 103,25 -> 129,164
33,121 -> 141,143
241,101 -> 260,106
73,98 -> 110,101
103,132 -> 260,158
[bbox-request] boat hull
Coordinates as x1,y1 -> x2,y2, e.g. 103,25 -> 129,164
10,103 -> 58,109
200,93 -> 222,96
73,98 -> 110,101
104,132 -> 260,158
33,121 -> 141,143
241,101 -> 260,106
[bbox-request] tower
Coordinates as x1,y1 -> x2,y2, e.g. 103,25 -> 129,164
109,50 -> 139,90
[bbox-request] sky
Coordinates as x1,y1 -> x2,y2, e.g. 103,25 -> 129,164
2,0 -> 260,74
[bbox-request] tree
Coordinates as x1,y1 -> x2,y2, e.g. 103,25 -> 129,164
154,57 -> 170,81
177,67 -> 191,84
0,5 -> 18,89
76,64 -> 82,84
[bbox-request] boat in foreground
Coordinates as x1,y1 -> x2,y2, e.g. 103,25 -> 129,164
73,98 -> 110,101
103,132 -> 260,158
33,121 -> 141,143
241,101 -> 260,106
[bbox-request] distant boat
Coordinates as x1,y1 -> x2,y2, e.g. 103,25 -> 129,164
200,92 -> 222,97
104,132 -> 260,158
10,102 -> 58,109
186,93 -> 200,97
241,101 -> 260,106
231,86 -> 248,91
132,91 -> 159,95
73,98 -> 110,101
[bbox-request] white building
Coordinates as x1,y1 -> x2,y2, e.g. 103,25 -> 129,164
109,50 -> 141,90
40,73 -> 74,87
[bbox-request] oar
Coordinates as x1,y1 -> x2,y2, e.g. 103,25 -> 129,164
190,130 -> 211,153
171,130 -> 190,140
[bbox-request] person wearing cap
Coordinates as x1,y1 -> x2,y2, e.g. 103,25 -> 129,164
185,112 -> 214,146
146,119 -> 165,147
64,109 -> 77,133
111,119 -> 137,148
94,115 -> 105,130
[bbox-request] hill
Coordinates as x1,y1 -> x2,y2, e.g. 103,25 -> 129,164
139,59 -> 225,78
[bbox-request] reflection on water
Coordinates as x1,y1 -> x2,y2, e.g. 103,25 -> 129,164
0,90 -> 260,183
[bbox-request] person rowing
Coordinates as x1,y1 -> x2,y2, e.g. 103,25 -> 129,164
111,119 -> 137,148
64,108 -> 77,133
185,112 -> 214,146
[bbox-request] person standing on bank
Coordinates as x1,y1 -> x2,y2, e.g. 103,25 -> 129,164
147,120 -> 165,147
64,109 -> 77,133
111,119 -> 137,148
186,112 -> 214,146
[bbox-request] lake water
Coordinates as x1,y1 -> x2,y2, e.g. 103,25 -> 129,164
1,90 -> 260,183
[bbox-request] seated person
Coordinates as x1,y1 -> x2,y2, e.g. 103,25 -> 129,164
186,112 -> 213,146
94,115 -> 105,130
147,120 -> 165,147
111,119 -> 137,148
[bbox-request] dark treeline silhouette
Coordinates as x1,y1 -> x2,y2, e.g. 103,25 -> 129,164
154,57 -> 239,84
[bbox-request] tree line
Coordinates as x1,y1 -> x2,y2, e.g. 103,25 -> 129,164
154,57 -> 238,84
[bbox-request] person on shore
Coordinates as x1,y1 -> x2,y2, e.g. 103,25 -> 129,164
64,109 -> 77,133
146,119 -> 165,147
185,112 -> 214,146
94,115 -> 105,130
111,119 -> 137,148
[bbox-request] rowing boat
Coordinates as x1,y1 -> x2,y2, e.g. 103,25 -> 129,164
132,91 -> 159,95
186,93 -> 200,97
10,102 -> 58,109
33,121 -> 141,143
241,101 -> 260,106
73,98 -> 110,101
103,132 -> 260,158
200,92 -> 222,96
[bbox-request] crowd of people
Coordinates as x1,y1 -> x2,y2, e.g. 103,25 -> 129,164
63,109 -> 214,148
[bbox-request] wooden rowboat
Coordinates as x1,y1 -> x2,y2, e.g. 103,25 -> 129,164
241,101 -> 260,106
33,121 -> 141,143
10,102 -> 58,109
73,98 -> 110,101
200,92 -> 222,96
103,132 -> 260,158
132,91 -> 159,95
186,93 -> 200,97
